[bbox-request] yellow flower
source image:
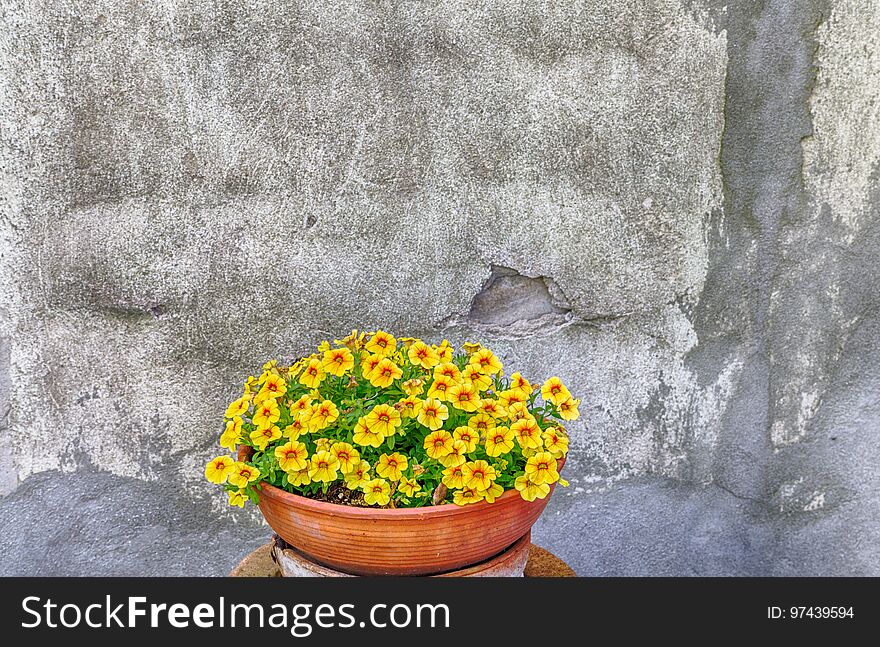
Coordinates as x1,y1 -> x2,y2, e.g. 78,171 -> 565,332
361,353 -> 384,380
424,429 -> 455,459
506,401 -> 530,422
453,487 -> 484,506
397,336 -> 418,348
479,398 -> 508,419
448,381 -> 480,412
282,417 -> 307,440
541,376 -> 571,406
369,358 -> 403,388
299,358 -> 326,389
205,456 -> 235,484
317,341 -> 331,353
344,460 -> 371,489
461,364 -> 493,391
376,452 -> 408,481
543,428 -> 569,458
255,373 -> 287,403
365,330 -> 397,357
365,403 -> 402,437
498,389 -> 527,411
558,397 -> 580,421
441,464 -> 466,489
321,347 -> 355,377
525,451 -> 559,485
398,395 -> 422,418
288,467 -> 312,487
514,475 -> 550,502
336,329 -> 367,351
453,426 -> 479,453
401,378 -> 425,396
434,340 -> 454,363
511,416 -> 543,450
228,489 -> 248,508
481,481 -> 504,503
243,375 -> 258,394
407,340 -> 439,369
228,462 -> 261,488
469,348 -> 503,375
220,418 -> 243,450
308,450 -> 340,484
509,372 -> 533,396
433,362 -> 460,383
252,398 -> 280,429
225,395 -> 251,419
263,359 -> 279,372
308,400 -> 340,432
330,442 -> 360,474
462,342 -> 483,355
485,426 -> 515,457
314,437 -> 333,452
291,394 -> 314,417
438,439 -> 468,468
427,375 -> 455,402
461,460 -> 496,491
352,419 -> 385,448
416,398 -> 449,431
272,441 -> 307,472
250,425 -> 282,451
467,413 -> 496,436
398,476 -> 421,497
362,478 -> 392,506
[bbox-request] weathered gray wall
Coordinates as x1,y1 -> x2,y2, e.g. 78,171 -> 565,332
0,0 -> 877,575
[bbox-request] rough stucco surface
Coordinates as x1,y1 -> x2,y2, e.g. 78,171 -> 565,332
0,0 -> 877,576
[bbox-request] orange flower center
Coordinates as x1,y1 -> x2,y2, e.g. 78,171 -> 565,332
551,385 -> 561,394
318,461 -> 328,469
493,435 -> 504,444
434,439 -> 445,448
387,459 -> 398,468
379,414 -> 389,422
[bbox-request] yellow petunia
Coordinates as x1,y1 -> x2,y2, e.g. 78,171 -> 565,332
452,426 -> 479,453
288,467 -> 312,487
401,378 -> 425,396
299,358 -> 326,389
361,353 -> 384,380
481,481 -> 505,503
336,329 -> 366,351
252,398 -> 281,429
397,476 -> 421,497
525,451 -> 559,485
275,441 -> 309,472
255,373 -> 287,403
441,463 -> 466,489
479,398 -> 508,420
558,397 -> 580,421
321,347 -> 355,377
485,426 -> 515,457
291,394 -> 314,417
282,417 -> 307,441
308,450 -> 340,484
509,372 -> 533,396
461,460 -> 496,491
314,437 -> 332,452
434,340 -> 455,363
543,428 -> 569,458
498,389 -> 527,411
467,413 -> 496,436
220,418 -> 243,451
205,456 -> 234,484
308,400 -> 340,433
362,478 -> 392,506
398,395 -> 423,418
228,462 -> 261,488
407,340 -> 440,370
469,348 -> 503,375
461,364 -> 493,391
416,398 -> 449,431
514,475 -> 550,502
424,429 -> 455,459
330,442 -> 360,474
433,362 -> 461,382
352,419 -> 386,448
511,416 -> 543,450
243,375 -> 258,394
369,358 -> 403,388
376,452 -> 408,481
506,401 -> 530,423
452,487 -> 484,506
438,439 -> 468,468
344,460 -> 371,489
250,425 -> 282,451
228,489 -> 248,508
462,342 -> 483,355
447,381 -> 481,412
225,395 -> 251,419
540,376 -> 571,406
427,375 -> 456,402
365,403 -> 402,437
365,330 -> 397,357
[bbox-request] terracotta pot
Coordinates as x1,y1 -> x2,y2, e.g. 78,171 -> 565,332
238,446 -> 562,576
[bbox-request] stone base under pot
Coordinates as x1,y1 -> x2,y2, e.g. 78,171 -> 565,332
273,532 -> 532,577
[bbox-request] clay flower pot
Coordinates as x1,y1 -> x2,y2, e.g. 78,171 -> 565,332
239,446 -> 562,576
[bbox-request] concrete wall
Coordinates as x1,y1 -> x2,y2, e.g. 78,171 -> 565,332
0,0 -> 877,575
